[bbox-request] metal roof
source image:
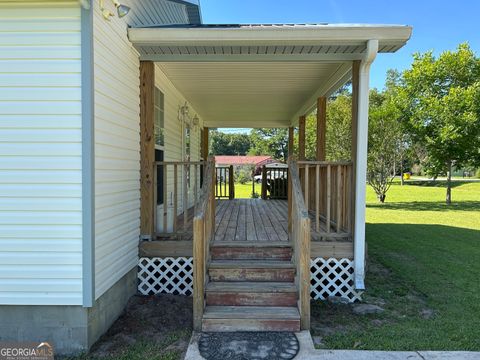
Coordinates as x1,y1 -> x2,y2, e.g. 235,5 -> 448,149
123,0 -> 201,27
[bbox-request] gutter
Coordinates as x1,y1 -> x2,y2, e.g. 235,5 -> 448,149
354,39 -> 378,290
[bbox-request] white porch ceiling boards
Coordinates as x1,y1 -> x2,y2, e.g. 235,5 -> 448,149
156,61 -> 348,128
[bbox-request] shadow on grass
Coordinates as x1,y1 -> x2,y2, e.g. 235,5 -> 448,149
367,200 -> 480,212
405,180 -> 476,188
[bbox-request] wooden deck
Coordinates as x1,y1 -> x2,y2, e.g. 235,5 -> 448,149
215,199 -> 289,242
156,198 -> 352,243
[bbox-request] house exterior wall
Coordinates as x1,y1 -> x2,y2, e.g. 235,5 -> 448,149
154,64 -> 203,232
92,4 -> 141,299
0,2 -> 83,305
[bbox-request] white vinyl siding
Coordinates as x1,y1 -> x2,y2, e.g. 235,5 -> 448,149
0,3 -> 83,305
93,4 -> 140,299
154,65 -> 203,232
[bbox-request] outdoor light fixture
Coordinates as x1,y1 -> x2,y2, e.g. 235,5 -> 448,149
100,0 -> 130,20
178,102 -> 200,130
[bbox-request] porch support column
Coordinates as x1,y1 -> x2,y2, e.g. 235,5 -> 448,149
140,61 -> 155,240
316,97 -> 327,161
298,115 -> 306,160
288,126 -> 294,159
353,40 -> 378,290
202,127 -> 209,160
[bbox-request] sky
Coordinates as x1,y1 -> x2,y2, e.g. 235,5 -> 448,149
199,0 -> 480,91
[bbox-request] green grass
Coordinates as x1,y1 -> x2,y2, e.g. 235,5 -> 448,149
312,181 -> 480,350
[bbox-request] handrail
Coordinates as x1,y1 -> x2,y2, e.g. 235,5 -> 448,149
288,158 -> 311,330
192,157 -> 215,331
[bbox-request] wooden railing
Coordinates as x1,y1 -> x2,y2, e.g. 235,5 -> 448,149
298,161 -> 353,240
288,159 -> 311,330
215,165 -> 234,199
192,158 -> 216,330
261,166 -> 288,200
153,161 -> 205,237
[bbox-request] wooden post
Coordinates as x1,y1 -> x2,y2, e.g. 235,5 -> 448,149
316,97 -> 327,161
261,165 -> 267,199
288,126 -> 294,158
202,127 -> 209,160
193,216 -> 205,331
298,115 -> 306,161
229,165 -> 234,199
140,61 -> 155,240
299,216 -> 311,330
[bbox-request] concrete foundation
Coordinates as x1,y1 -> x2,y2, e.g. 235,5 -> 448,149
0,266 -> 137,355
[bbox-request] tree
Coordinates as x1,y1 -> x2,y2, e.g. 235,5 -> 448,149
249,128 -> 289,161
367,89 -> 403,203
210,130 -> 251,155
399,43 -> 480,204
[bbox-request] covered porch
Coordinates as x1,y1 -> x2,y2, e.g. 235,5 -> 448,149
132,23 -> 411,332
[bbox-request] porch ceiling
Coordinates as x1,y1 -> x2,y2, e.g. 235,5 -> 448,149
130,24 -> 412,127
156,61 -> 350,128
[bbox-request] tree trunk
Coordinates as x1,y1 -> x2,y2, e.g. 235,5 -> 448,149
446,161 -> 452,205
378,194 -> 386,203
400,159 -> 404,186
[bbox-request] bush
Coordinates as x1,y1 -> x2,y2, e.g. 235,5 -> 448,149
236,168 -> 252,184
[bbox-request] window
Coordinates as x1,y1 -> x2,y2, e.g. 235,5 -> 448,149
154,87 -> 164,147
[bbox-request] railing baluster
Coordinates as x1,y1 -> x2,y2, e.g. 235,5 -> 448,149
163,163 -> 168,234
173,164 -> 178,232
194,164 -> 198,214
153,162 -> 157,239
326,164 -> 331,233
315,164 -> 320,232
336,165 -> 342,233
184,164 -> 188,231
304,164 -> 309,208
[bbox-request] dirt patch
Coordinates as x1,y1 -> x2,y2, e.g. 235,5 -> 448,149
88,294 -> 192,359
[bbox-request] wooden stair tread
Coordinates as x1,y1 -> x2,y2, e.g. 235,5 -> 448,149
211,241 -> 292,248
206,282 -> 297,293
209,260 -> 294,269
204,306 -> 300,319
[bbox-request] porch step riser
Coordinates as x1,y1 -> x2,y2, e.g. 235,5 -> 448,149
206,292 -> 298,307
211,247 -> 292,260
209,268 -> 295,282
202,319 -> 300,332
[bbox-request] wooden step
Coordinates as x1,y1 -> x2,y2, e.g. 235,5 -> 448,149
206,282 -> 297,307
209,260 -> 295,282
202,306 -> 300,332
211,242 -> 292,260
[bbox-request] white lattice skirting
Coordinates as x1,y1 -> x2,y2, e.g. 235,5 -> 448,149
311,257 -> 362,302
138,256 -> 362,302
138,257 -> 193,296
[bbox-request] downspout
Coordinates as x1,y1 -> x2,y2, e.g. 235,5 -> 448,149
354,39 -> 378,290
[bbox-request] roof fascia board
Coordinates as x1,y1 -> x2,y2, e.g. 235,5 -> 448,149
139,54 -> 362,62
128,26 -> 412,46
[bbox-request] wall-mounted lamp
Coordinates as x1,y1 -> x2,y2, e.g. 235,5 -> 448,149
100,0 -> 131,20
178,102 -> 200,130
192,115 -> 199,129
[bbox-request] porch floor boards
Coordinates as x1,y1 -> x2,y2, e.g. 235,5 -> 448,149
214,199 -> 289,242
156,198 -> 351,242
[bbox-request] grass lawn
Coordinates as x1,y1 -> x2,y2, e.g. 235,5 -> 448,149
312,181 -> 480,350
